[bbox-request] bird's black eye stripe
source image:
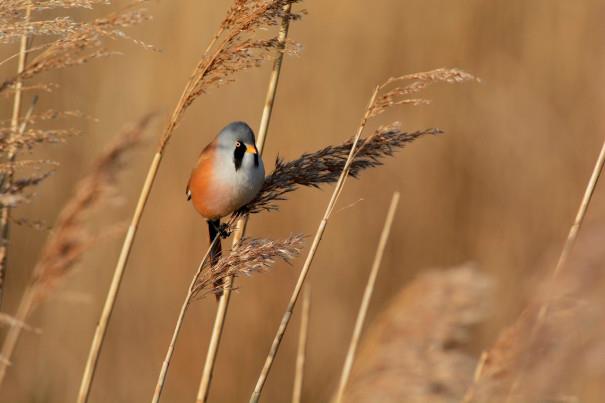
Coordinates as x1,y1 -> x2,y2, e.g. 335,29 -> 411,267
233,140 -> 245,170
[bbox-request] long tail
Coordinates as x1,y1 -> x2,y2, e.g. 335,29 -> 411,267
207,219 -> 223,300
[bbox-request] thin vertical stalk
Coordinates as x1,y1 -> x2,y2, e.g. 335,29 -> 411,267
334,192 -> 400,403
504,137 -> 605,402
77,151 -> 162,403
463,137 -> 605,403
0,285 -> 36,386
77,11 -> 238,402
249,87 -> 380,403
546,137 -> 605,283
150,237 -> 219,403
292,285 -> 310,403
0,5 -> 32,308
0,96 -> 39,388
195,5 -> 292,402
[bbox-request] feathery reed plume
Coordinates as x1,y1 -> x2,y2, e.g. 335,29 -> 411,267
250,69 -> 475,402
250,84 -> 380,402
78,2 -> 303,402
238,124 -> 440,216
158,0 -> 302,149
150,235 -> 219,403
0,4 -> 152,93
1,127 -> 80,152
150,235 -> 302,403
0,0 -> 109,24
0,116 -> 151,388
334,192 -> 400,403
0,107 -> 96,154
196,5 -> 295,401
465,226 -> 605,403
0,1 -> 149,309
193,234 -> 304,298
370,68 -> 479,117
0,3 -> 32,310
292,284 -> 310,403
0,194 -> 25,209
341,265 -> 491,403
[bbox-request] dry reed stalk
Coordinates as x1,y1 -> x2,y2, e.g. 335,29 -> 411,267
334,191 -> 400,403
250,69 -> 475,402
462,137 -> 605,403
249,86 -> 380,403
150,236 -> 219,403
0,96 -> 40,208
150,235 -> 302,403
292,284 -> 310,403
0,117 -> 150,388
538,137 -> 605,301
77,3 -> 302,402
0,4 -> 31,310
237,68 -> 476,216
0,0 -> 149,310
341,265 -> 491,403
196,5 -> 293,402
0,4 -> 152,94
0,312 -> 38,333
505,138 -> 605,399
466,226 -> 605,403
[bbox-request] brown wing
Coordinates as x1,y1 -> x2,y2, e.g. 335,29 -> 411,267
186,142 -> 214,201
188,142 -> 230,219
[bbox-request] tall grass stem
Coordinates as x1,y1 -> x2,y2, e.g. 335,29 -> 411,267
334,192 -> 400,403
0,5 -> 32,309
195,5 -> 292,402
150,237 -> 219,403
76,6 -> 241,399
249,86 -> 380,403
77,151 -> 162,403
292,285 -> 310,403
463,137 -> 605,403
505,137 -> 605,401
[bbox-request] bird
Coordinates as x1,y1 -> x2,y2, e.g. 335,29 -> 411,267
186,121 -> 265,298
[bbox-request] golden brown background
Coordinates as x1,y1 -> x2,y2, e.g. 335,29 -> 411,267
2,0 -> 605,402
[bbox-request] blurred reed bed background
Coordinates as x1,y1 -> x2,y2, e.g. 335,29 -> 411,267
1,1 -> 605,402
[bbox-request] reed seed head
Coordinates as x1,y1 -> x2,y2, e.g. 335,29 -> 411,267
193,234 -> 304,298
29,116 -> 151,305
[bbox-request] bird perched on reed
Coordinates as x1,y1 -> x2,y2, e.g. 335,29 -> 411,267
186,121 -> 265,297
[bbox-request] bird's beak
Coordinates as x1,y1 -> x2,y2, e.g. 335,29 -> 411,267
246,144 -> 258,154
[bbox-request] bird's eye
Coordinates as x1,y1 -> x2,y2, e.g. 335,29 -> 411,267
235,141 -> 242,148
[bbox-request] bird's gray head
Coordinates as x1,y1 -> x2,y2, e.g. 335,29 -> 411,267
215,121 -> 260,171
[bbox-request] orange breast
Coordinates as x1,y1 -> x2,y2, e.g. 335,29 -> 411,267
188,143 -> 230,219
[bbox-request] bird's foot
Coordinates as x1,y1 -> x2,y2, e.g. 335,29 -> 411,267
218,223 -> 231,238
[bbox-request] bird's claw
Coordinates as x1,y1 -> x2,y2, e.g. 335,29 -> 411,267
218,223 -> 231,238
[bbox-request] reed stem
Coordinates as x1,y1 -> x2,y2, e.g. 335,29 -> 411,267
249,87 -> 380,403
464,137 -> 605,403
292,285 -> 310,403
505,137 -> 605,401
76,8 -> 237,401
77,151 -> 162,403
0,5 -> 32,309
195,5 -> 292,402
0,285 -> 36,386
0,96 -> 38,388
334,192 -> 400,403
150,237 -> 219,403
